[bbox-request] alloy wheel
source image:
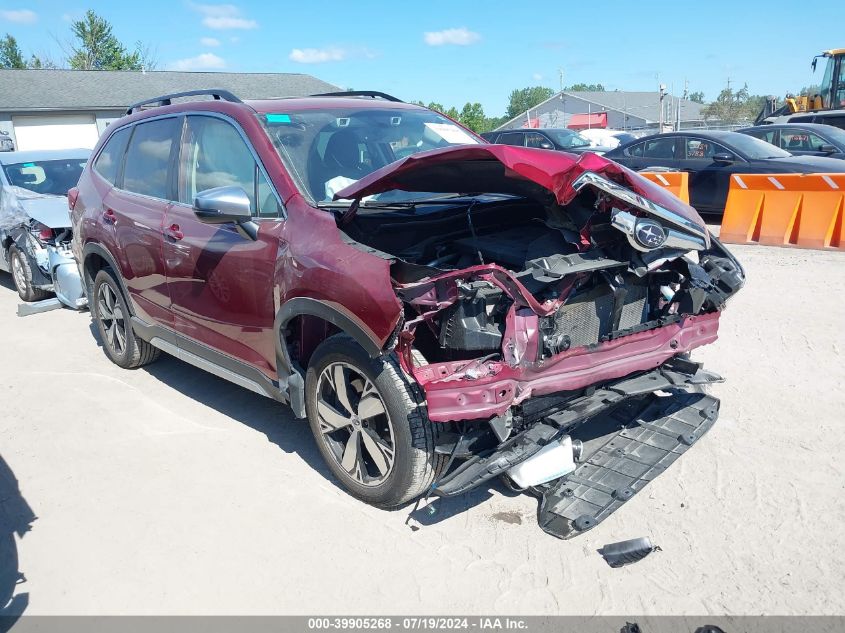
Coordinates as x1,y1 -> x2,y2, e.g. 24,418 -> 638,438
97,283 -> 127,356
11,252 -> 27,292
315,362 -> 396,486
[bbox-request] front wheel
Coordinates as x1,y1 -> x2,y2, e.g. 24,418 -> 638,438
9,245 -> 50,302
305,334 -> 447,508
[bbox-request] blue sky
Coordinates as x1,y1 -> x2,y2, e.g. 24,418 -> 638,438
2,0 -> 844,115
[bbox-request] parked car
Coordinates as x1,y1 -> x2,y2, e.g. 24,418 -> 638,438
738,123 -> 845,160
482,128 -> 613,154
604,130 -> 845,213
577,128 -> 636,149
0,131 -> 14,152
71,89 -> 743,537
767,111 -> 845,131
0,149 -> 89,306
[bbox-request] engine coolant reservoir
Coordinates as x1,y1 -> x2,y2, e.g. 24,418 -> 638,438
507,435 -> 578,488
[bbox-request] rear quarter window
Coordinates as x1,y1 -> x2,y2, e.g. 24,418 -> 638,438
93,126 -> 131,185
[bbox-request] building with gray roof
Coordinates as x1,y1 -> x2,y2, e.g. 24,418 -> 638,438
496,90 -> 706,133
0,69 -> 338,151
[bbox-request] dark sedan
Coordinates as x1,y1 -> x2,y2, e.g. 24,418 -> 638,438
738,123 -> 845,160
481,128 -> 614,154
604,130 -> 845,214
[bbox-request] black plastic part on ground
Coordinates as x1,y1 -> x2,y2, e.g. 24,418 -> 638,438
431,359 -> 721,498
538,391 -> 719,539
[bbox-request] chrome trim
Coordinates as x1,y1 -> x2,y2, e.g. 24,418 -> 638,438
572,171 -> 710,248
611,209 -> 708,252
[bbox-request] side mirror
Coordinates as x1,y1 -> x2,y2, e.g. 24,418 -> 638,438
713,152 -> 735,164
819,144 -> 837,154
194,186 -> 258,240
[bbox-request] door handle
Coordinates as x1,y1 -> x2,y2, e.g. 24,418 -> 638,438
164,223 -> 184,241
102,208 -> 117,224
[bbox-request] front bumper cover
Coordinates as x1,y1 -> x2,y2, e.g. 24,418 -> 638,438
420,312 -> 720,422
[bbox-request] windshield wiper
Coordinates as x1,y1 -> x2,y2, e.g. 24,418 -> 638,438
360,193 -> 519,208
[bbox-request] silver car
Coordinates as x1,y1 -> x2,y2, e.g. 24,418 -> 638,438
0,149 -> 89,307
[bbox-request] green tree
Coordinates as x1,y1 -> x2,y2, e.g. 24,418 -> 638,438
0,34 -> 26,69
702,83 -> 764,124
688,91 -> 705,103
565,83 -> 604,92
68,10 -> 146,70
506,86 -> 554,119
458,102 -> 487,132
799,84 -> 821,96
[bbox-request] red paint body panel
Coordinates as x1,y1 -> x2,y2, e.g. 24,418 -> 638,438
417,312 -> 720,422
335,144 -> 706,230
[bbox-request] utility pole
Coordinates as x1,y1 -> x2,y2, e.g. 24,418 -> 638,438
558,68 -> 564,93
658,84 -> 666,131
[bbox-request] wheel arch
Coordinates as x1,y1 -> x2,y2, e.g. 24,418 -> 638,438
275,297 -> 386,373
81,242 -> 135,315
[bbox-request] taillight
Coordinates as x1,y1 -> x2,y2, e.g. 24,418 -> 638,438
39,227 -> 54,241
68,187 -> 80,211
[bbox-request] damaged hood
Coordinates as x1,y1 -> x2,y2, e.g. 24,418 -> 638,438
0,187 -> 70,229
335,145 -> 706,229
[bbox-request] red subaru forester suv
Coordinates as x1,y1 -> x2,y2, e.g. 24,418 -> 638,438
71,89 -> 743,538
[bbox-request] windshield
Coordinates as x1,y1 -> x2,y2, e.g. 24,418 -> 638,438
2,159 -> 87,196
261,107 -> 480,204
727,133 -> 792,159
819,125 -> 845,146
544,129 -> 591,149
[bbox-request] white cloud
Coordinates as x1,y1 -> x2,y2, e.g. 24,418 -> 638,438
229,36 -> 240,43
190,3 -> 257,30
423,27 -> 480,46
169,52 -> 226,71
0,9 -> 38,24
200,37 -> 221,47
289,47 -> 347,64
532,73 -> 543,81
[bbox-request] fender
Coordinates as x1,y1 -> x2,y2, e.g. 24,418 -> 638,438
81,242 -> 136,315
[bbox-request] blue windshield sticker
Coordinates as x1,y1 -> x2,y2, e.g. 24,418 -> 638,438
22,162 -> 35,167
266,113 -> 292,124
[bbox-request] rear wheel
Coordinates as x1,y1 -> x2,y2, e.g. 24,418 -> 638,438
9,245 -> 49,302
305,335 -> 447,508
92,268 -> 159,369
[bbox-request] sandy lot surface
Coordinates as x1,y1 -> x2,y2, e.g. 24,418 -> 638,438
1,244 -> 843,616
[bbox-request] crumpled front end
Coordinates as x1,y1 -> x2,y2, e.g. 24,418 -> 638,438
1,186 -> 86,309
336,146 -> 743,533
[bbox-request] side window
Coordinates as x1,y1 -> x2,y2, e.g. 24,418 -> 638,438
94,126 -> 131,185
180,115 -> 280,216
497,132 -> 524,146
625,141 -> 645,157
683,138 -> 728,159
525,132 -> 551,149
779,128 -> 825,151
256,170 -> 281,217
746,129 -> 777,144
123,118 -> 180,199
643,137 -> 677,159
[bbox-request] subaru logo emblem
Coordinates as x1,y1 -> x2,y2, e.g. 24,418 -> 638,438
634,219 -> 667,249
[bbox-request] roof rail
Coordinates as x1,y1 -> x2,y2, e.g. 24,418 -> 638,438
126,89 -> 242,115
310,90 -> 403,103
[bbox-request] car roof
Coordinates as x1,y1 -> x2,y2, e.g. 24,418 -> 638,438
0,148 -> 91,164
741,122 -> 837,133
246,97 -> 426,114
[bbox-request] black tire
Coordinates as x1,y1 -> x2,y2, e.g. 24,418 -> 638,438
8,245 -> 50,302
305,334 -> 447,508
91,268 -> 159,369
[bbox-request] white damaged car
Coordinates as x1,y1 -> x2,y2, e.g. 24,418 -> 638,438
0,149 -> 89,307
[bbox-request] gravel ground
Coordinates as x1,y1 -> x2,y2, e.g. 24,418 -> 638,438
1,243 -> 843,615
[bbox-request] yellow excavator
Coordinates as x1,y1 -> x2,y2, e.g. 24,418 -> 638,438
756,48 -> 845,127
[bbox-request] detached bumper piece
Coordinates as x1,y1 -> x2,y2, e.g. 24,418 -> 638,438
538,391 -> 719,539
